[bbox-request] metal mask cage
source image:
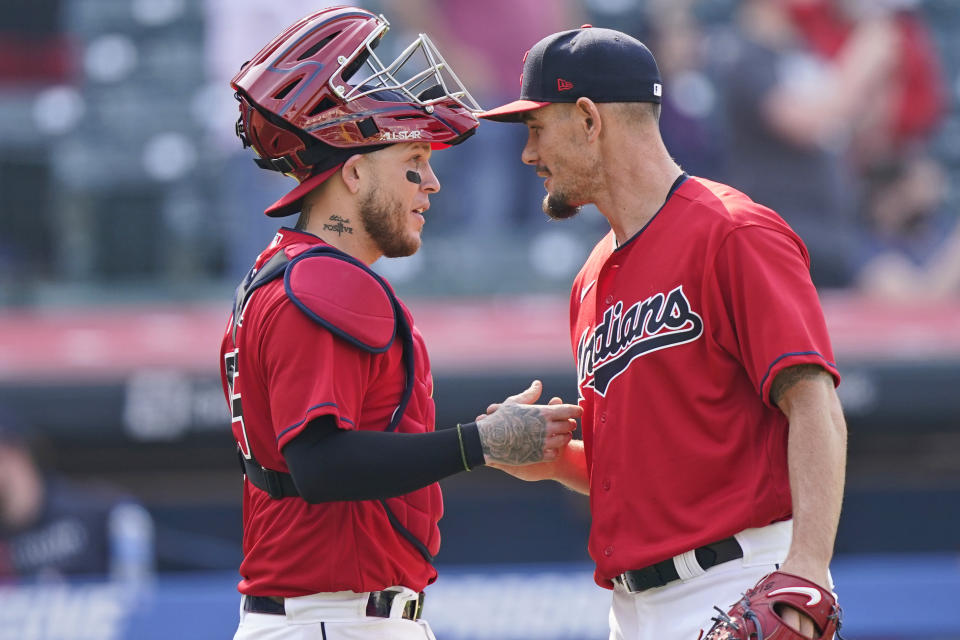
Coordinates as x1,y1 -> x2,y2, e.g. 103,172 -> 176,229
331,17 -> 482,113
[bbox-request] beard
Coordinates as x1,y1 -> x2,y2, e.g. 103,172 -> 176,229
359,182 -> 420,258
538,160 -> 591,221
542,191 -> 582,220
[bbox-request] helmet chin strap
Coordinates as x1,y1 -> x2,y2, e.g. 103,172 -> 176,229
405,170 -> 421,184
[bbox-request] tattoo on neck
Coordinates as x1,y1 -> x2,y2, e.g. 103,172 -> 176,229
478,405 -> 547,464
323,215 -> 353,236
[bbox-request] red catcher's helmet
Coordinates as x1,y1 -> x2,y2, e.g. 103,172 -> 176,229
231,6 -> 481,216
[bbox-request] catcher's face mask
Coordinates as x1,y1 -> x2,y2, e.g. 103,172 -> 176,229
332,16 -> 481,114
230,6 -> 480,216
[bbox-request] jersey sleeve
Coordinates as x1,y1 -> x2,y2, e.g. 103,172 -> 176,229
706,224 -> 840,408
259,300 -> 372,450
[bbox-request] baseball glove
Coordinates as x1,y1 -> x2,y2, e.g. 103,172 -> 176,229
702,571 -> 844,640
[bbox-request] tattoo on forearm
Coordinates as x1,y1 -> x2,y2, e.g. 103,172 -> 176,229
323,215 -> 353,235
771,364 -> 829,407
478,405 -> 547,464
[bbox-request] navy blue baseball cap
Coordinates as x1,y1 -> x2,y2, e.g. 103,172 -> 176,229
480,25 -> 662,122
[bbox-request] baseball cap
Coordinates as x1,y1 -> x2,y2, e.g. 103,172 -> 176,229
265,164 -> 344,218
480,25 -> 662,122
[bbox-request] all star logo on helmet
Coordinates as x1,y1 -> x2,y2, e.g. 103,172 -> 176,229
379,130 -> 423,141
577,285 -> 703,396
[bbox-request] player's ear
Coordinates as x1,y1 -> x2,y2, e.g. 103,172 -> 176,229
340,153 -> 367,195
575,97 -> 602,142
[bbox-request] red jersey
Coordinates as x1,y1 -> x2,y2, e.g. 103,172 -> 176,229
219,228 -> 441,596
569,176 -> 840,587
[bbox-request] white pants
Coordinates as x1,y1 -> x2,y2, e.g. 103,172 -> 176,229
234,588 -> 435,640
609,520 -> 803,640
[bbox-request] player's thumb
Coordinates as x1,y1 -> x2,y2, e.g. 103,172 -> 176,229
508,379 -> 542,405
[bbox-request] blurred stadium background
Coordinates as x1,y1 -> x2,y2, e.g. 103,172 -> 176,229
0,0 -> 958,638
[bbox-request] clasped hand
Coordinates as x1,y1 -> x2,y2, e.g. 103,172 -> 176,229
475,380 -> 580,466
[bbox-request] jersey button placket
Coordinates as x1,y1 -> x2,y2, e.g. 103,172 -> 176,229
603,546 -> 614,557
597,259 -> 618,310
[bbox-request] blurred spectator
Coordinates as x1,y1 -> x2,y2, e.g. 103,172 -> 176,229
204,0 -> 359,279
787,0 -> 946,167
646,0 -> 725,179
0,0 -> 72,85
0,411 -> 154,582
712,0 -> 897,288
855,153 -> 960,300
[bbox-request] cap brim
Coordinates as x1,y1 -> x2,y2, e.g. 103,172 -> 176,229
479,99 -> 551,122
264,164 -> 343,217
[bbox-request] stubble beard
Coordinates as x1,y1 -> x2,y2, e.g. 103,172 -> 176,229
359,182 -> 420,258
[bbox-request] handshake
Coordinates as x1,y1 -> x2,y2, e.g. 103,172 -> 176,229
474,380 -> 582,467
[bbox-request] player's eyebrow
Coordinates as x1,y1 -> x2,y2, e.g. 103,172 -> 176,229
406,142 -> 431,160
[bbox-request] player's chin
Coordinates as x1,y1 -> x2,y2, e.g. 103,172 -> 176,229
407,227 -> 423,248
409,234 -> 423,253
388,235 -> 422,258
377,228 -> 421,258
542,193 -> 582,220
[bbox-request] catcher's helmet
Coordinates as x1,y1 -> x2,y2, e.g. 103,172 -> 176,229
231,6 -> 481,216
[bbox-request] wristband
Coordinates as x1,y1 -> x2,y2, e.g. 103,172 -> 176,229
456,423 -> 472,472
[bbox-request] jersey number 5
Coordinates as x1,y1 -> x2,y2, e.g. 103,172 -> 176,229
224,348 -> 253,460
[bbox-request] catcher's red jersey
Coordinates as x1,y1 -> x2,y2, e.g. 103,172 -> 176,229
570,176 -> 840,587
219,228 -> 441,597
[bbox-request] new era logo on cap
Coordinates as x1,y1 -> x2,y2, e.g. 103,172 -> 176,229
653,83 -> 662,97
557,78 -> 574,91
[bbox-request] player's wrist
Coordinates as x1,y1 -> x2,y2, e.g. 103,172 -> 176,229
776,559 -> 831,592
554,440 -> 587,481
455,422 -> 486,471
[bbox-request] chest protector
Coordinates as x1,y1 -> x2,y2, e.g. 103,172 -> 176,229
230,242 -> 437,563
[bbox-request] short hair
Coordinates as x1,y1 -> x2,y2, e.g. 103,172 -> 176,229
613,101 -> 661,124
294,209 -> 310,230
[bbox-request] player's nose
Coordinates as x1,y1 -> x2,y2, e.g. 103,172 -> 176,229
420,161 -> 440,194
521,134 -> 538,166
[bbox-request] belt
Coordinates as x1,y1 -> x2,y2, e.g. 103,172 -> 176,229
243,591 -> 424,620
613,536 -> 743,593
